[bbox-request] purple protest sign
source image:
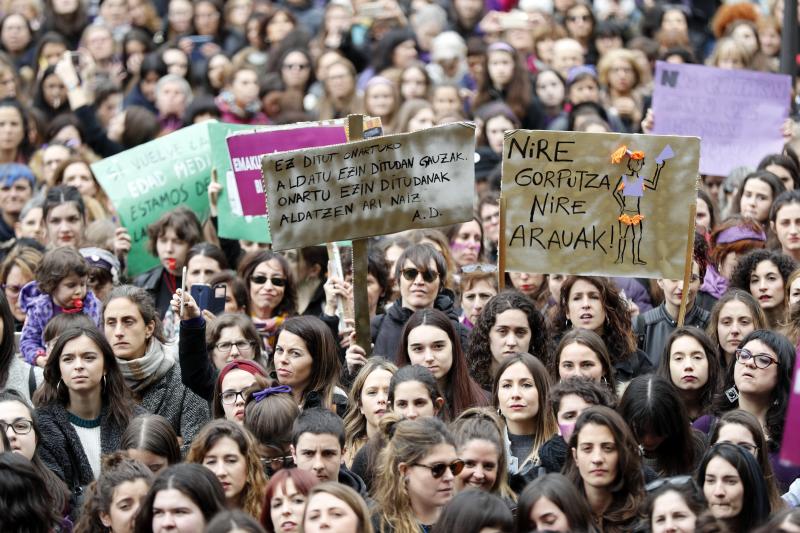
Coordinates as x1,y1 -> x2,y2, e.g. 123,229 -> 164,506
781,346 -> 800,466
652,61 -> 791,176
227,125 -> 348,216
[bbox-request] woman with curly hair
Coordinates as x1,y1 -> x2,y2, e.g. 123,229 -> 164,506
729,249 -> 796,327
551,276 -> 650,383
466,290 -> 549,390
186,419 -> 266,519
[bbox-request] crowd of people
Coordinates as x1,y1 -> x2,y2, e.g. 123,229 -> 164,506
0,0 -> 799,531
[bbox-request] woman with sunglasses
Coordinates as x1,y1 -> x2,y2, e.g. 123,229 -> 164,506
372,415 -> 462,533
211,359 -> 268,422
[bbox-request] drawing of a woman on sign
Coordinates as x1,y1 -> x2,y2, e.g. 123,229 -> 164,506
611,144 -> 674,265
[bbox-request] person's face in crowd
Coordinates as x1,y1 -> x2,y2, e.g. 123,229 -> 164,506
401,442 -> 457,510
719,251 -> 741,280
555,393 -> 591,442
0,105 -> 24,154
572,422 -> 619,490
206,54 -> 231,90
731,24 -> 758,56
107,110 -> 127,143
127,447 -> 170,474
51,124 -> 82,148
281,51 -> 311,90
566,279 -> 606,333
484,115 -> 513,155
661,9 -> 688,34
359,368 -> 391,430
52,0 -> 80,15
40,41 -> 67,69
489,309 -> 531,363
104,297 -> 155,360
365,83 -> 395,118
324,4 -> 351,36
249,258 -> 286,316
59,334 -> 105,394
186,254 -> 221,290
568,77 -> 599,105
507,272 -> 543,300
99,478 -> 150,533
1,14 -> 30,53
461,279 -> 496,326
231,69 -> 260,107
607,59 -> 635,94
450,220 -> 481,266
529,496 -> 571,532
226,0 -> 251,28
595,33 -> 623,57
487,50 -> 514,89
398,259 -> 440,311
3,264 -> 29,321
41,144 -> 70,185
53,272 -> 87,309
162,49 -> 189,78
716,48 -> 745,70
267,11 -> 295,44
366,272 -> 384,315
213,325 -> 255,369
765,164 -> 793,190
715,422 -> 759,456
218,282 -> 243,314
703,174 -> 724,201
0,68 -> 15,99
156,227 -> 189,274
565,5 -> 592,39
137,71 -> 160,104
480,202 -> 500,244
552,41 -> 585,79
497,361 -> 539,429
85,27 -> 114,62
156,80 -> 188,117
658,260 -> 701,311
100,0 -> 128,27
151,489 -> 206,533
168,0 -> 193,33
62,161 -> 97,196
270,479 -> 306,533
274,330 -> 313,394
749,259 -> 784,310
194,0 -> 220,35
716,299 -> 755,357
303,492 -> 359,533
0,400 -> 36,460
695,197 -> 711,233
759,25 -> 781,57
703,456 -> 744,520
0,176 -> 31,217
790,276 -> 800,306
292,432 -> 342,482
406,106 -> 434,133
392,379 -> 439,419
739,178 -> 772,222
651,489 -> 697,533
558,342 -> 604,382
392,39 -> 418,69
202,435 -> 248,502
455,438 -> 498,492
15,205 -> 44,243
220,367 -> 256,422
535,71 -> 565,108
46,201 -> 84,247
668,335 -> 709,392
326,62 -> 355,101
431,86 -> 463,117
407,324 -> 453,381
734,338 -> 779,398
314,51 -> 341,83
548,273 -> 566,302
400,67 -> 427,101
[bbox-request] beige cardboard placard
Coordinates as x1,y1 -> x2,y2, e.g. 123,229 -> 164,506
262,122 -> 476,251
502,130 -> 699,280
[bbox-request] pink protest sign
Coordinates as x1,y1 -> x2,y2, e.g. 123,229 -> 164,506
227,125 -> 347,216
781,347 -> 800,466
652,61 -> 791,176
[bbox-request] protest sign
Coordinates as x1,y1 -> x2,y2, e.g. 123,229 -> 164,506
502,130 -> 699,280
228,126 -> 348,216
262,122 -> 476,251
652,61 -> 790,176
92,123 -> 212,276
781,352 -> 800,466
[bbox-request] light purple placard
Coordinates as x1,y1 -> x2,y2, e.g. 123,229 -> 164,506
781,347 -> 800,466
652,61 -> 790,176
226,126 -> 348,216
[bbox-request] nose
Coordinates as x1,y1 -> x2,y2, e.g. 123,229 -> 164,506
114,322 -> 124,337
213,461 -> 227,478
504,333 -> 518,347
423,348 -> 435,362
405,407 -> 418,420
312,453 -> 325,471
229,343 -> 241,356
712,480 -> 725,498
472,465 -> 485,480
510,384 -> 522,399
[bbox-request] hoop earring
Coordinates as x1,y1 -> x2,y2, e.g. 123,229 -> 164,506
102,375 -> 107,391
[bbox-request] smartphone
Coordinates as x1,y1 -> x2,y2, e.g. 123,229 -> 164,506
191,283 -> 227,315
187,35 -> 213,62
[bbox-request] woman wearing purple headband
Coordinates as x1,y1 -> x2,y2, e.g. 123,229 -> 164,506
700,216 -> 767,300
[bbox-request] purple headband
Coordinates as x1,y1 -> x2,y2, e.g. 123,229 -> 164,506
366,76 -> 395,88
715,226 -> 766,244
488,42 -> 515,54
253,385 -> 292,402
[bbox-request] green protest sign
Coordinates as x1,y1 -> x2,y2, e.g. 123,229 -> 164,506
91,123 -> 212,276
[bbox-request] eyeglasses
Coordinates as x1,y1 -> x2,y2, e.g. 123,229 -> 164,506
261,453 -> 295,476
462,264 -> 498,273
214,340 -> 255,353
250,274 -> 286,287
220,389 -> 248,405
728,441 -> 759,455
0,418 -> 33,435
283,63 -> 309,70
567,14 -> 591,22
410,459 -> 465,479
401,268 -> 438,283
735,348 -> 779,369
1,283 -> 22,295
645,475 -> 698,493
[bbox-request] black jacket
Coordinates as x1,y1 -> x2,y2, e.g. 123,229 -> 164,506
133,266 -> 180,318
633,303 -> 711,368
178,316 -> 217,401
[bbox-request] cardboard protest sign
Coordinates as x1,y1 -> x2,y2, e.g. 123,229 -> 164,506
652,61 -> 790,176
780,352 -> 800,466
92,123 -> 212,276
502,130 -> 699,279
262,122 -> 476,250
227,126 -> 348,216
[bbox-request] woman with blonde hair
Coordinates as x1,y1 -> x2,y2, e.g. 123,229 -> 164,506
597,49 -> 647,132
303,482 -> 374,533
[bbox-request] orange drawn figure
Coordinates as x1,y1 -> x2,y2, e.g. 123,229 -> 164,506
611,144 -> 673,265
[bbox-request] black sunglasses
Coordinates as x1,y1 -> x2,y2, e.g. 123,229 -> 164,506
645,475 -> 698,493
250,274 -> 286,287
401,268 -> 438,283
462,263 -> 497,273
411,459 -> 465,479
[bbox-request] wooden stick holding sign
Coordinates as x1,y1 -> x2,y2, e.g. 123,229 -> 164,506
677,186 -> 698,327
498,195 -> 506,290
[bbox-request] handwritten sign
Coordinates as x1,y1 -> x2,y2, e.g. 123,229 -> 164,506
92,123 -> 212,275
228,126 -> 348,216
652,61 -> 790,176
781,352 -> 800,466
502,130 -> 699,279
262,122 -> 476,250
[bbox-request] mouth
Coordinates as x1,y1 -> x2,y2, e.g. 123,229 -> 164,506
589,469 -> 607,476
508,403 -> 526,410
235,409 -> 245,419
277,369 -> 292,377
279,521 -> 297,531
741,372 -> 755,379
758,295 -> 771,301
466,479 -> 485,488
374,409 -> 386,416
578,313 -> 593,321
681,375 -> 697,382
